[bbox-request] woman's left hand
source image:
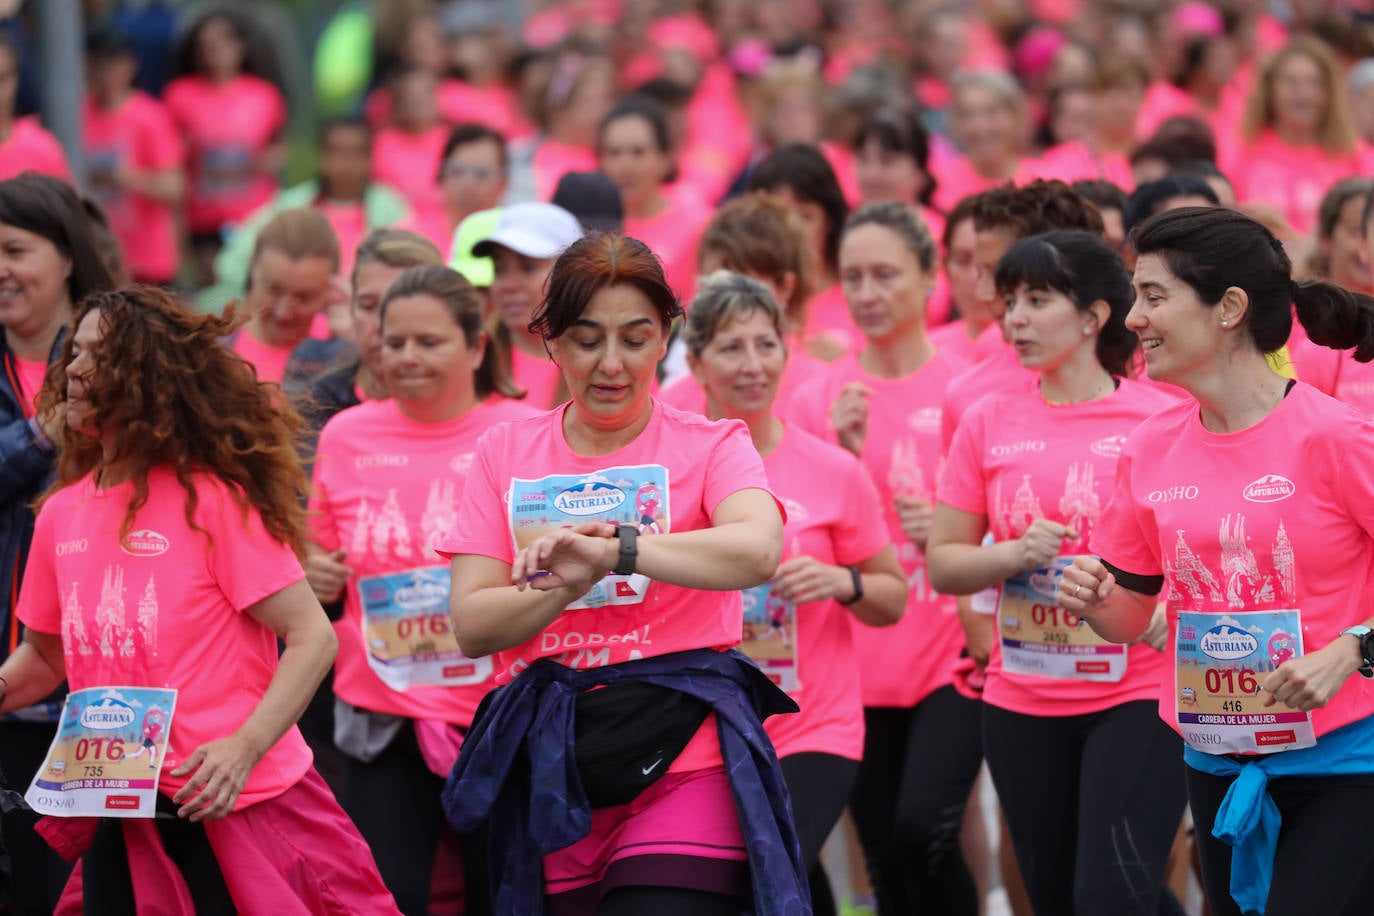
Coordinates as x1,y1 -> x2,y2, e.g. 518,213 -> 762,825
771,556 -> 848,605
1261,637 -> 1364,712
512,522 -> 617,593
170,733 -> 263,822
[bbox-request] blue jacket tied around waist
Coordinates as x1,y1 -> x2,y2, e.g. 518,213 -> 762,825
442,647 -> 811,916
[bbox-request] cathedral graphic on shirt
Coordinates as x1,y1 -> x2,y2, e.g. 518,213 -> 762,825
350,480 -> 460,563
1167,516 -> 1297,610
82,564 -> 161,660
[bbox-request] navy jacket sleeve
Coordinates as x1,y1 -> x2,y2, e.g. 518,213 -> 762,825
0,416 -> 53,503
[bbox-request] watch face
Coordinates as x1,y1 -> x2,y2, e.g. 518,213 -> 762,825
1362,632 -> 1374,666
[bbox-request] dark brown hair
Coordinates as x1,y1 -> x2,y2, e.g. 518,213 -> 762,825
529,233 -> 682,340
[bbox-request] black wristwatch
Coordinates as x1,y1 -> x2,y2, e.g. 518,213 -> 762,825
838,565 -> 863,606
1341,625 -> 1374,679
614,524 -> 639,576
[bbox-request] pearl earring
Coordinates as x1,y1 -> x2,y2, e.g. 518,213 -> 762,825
1082,326 -> 1093,336
1221,320 -> 1229,327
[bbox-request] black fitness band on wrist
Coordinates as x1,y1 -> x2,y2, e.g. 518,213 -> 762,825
838,565 -> 863,605
614,524 -> 639,576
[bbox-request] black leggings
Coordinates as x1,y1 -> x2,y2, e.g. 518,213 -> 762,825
336,720 -> 483,916
780,751 -> 860,916
1188,766 -> 1374,916
984,700 -> 1187,916
81,794 -> 233,915
848,685 -> 984,916
598,885 -> 741,915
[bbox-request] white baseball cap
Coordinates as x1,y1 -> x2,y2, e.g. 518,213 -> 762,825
471,202 -> 584,260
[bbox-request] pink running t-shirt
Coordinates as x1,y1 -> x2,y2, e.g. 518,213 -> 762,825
231,332 -> 293,386
624,191 -> 712,304
784,350 -> 969,707
760,426 -> 890,760
435,400 -> 775,683
372,125 -> 448,225
931,152 -> 1018,215
927,320 -> 986,366
0,117 -> 71,182
310,397 -> 539,722
1222,130 -> 1365,237
510,346 -> 564,410
805,283 -> 860,356
17,467 -> 313,809
1022,140 -> 1134,192
938,377 -> 1176,715
12,356 -> 46,419
163,74 -> 286,234
1093,384 -> 1374,740
940,342 -> 1031,452
532,139 -> 598,203
82,91 -> 185,283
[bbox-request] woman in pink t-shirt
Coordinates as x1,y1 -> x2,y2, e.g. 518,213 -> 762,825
0,287 -> 397,913
783,203 -> 979,916
438,234 -> 802,913
927,196 -> 993,363
1223,37 -> 1367,239
659,193 -> 829,408
164,10 -> 287,286
0,36 -> 71,183
512,49 -> 615,203
929,230 -> 1186,916
931,71 -> 1029,214
746,144 -> 856,358
684,270 -> 907,915
371,69 -> 449,228
597,96 -> 712,303
308,266 -> 534,914
1061,207 -> 1374,916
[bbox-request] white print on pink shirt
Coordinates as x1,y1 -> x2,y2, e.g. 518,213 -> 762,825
1167,518 -> 1297,611
1059,463 -> 1101,547
89,564 -> 161,661
887,436 -> 928,501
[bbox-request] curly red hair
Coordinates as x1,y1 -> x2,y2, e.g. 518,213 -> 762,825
37,286 -> 310,557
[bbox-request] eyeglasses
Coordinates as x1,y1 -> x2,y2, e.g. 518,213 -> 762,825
442,162 -> 503,182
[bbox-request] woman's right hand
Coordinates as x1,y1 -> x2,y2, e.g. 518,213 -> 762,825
304,548 -> 351,605
37,401 -> 66,444
1014,518 -> 1076,573
512,522 -> 617,594
831,383 -> 871,457
1057,555 -> 1114,617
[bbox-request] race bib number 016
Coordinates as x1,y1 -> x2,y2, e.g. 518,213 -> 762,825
741,582 -> 798,694
27,686 -> 177,818
1176,609 -> 1315,755
359,566 -> 492,692
998,556 -> 1126,681
509,465 -> 670,610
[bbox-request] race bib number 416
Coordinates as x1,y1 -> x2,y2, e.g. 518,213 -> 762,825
27,686 -> 177,818
1176,609 -> 1315,755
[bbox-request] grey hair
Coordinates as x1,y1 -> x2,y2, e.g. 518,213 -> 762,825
950,68 -> 1025,110
1349,58 -> 1374,93
684,270 -> 786,358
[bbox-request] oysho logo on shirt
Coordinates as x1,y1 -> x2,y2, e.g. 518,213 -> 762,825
121,530 -> 169,557
355,454 -> 410,470
1090,435 -> 1127,458
908,407 -> 942,434
1243,474 -> 1295,503
991,440 -> 1046,457
1148,485 -> 1199,503
56,538 -> 89,556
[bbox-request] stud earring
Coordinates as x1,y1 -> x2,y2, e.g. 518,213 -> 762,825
1082,326 -> 1093,336
1221,320 -> 1229,328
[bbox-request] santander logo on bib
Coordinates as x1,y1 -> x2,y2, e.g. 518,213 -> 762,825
121,529 -> 170,557
1242,474 -> 1296,503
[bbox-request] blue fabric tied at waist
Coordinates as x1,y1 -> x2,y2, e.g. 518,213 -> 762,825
442,647 -> 810,916
1184,714 -> 1374,914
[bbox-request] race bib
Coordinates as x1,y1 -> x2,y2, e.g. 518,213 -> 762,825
359,566 -> 491,691
741,582 -> 798,694
998,556 -> 1126,681
509,465 -> 670,611
1176,609 -> 1315,755
27,687 -> 177,818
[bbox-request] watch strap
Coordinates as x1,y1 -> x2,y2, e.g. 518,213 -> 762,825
614,524 -> 638,576
1340,625 -> 1374,678
838,565 -> 863,606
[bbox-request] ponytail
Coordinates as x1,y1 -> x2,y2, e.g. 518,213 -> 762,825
1293,280 -> 1374,362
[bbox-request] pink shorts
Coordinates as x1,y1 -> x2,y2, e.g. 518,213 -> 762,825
544,766 -> 749,914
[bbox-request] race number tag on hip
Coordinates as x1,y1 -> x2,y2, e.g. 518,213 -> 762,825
998,556 -> 1126,681
509,465 -> 670,611
1176,609 -> 1315,755
27,686 -> 177,818
741,583 -> 798,694
359,567 -> 492,692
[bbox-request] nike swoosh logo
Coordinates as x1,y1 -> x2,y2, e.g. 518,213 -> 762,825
641,758 -> 663,776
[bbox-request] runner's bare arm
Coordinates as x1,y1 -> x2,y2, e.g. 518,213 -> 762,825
928,503 -> 1036,595
449,552 -> 592,658
0,628 -> 65,713
1057,556 -> 1155,643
